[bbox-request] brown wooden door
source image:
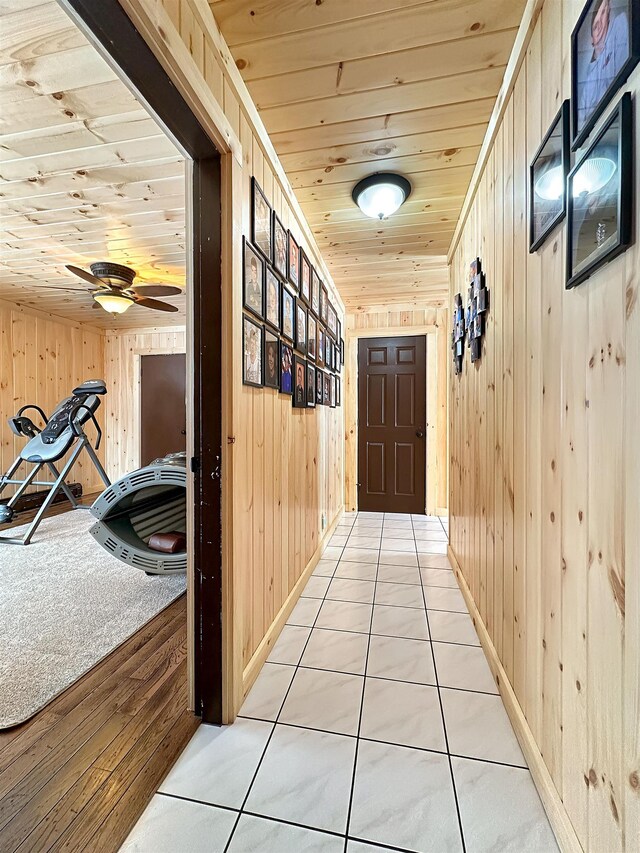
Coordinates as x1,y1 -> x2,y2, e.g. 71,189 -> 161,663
140,353 -> 187,466
357,336 -> 426,513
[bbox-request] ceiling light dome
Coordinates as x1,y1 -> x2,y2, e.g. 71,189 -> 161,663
93,290 -> 134,314
352,173 -> 412,220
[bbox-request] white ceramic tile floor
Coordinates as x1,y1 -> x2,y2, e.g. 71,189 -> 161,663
122,511 -> 558,853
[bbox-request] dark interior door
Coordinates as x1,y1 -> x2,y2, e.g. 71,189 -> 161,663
358,336 -> 426,514
140,353 -> 187,466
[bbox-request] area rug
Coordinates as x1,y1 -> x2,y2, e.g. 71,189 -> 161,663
0,509 -> 186,729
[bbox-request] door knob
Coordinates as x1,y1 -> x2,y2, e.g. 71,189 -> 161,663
416,430 -> 424,438
181,429 -> 186,435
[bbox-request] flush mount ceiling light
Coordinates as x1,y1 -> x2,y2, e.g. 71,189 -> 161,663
93,290 -> 135,314
352,173 -> 412,220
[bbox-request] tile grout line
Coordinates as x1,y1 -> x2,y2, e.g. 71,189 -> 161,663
341,509 -> 383,853
412,513 -> 468,853
222,514 -> 355,852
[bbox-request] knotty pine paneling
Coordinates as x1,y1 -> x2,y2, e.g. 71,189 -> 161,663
0,299 -> 105,497
448,1 -> 638,850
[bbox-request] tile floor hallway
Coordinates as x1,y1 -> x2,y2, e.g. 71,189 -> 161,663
121,512 -> 558,853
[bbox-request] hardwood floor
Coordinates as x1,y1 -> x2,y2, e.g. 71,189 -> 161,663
0,595 -> 198,853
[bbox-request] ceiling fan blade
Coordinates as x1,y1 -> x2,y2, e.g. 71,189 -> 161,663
134,296 -> 179,313
132,284 -> 182,297
65,264 -> 106,288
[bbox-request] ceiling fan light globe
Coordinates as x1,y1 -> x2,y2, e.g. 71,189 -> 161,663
94,291 -> 134,314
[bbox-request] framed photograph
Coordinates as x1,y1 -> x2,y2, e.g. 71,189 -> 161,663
281,285 -> 295,343
295,301 -> 307,354
272,211 -> 288,278
336,318 -> 342,344
292,355 -> 306,408
288,231 -> 300,290
567,92 -> 632,288
243,315 -> 263,388
324,331 -> 331,368
571,0 -> 640,150
329,374 -> 336,408
311,269 -> 321,317
530,101 -> 571,252
326,302 -> 338,339
279,340 -> 293,395
317,327 -> 325,368
264,266 -> 281,331
340,337 -> 345,365
323,371 -> 331,406
243,238 -> 264,319
306,362 -> 316,408
316,367 -> 324,405
320,284 -> 328,323
300,250 -> 311,305
336,376 -> 341,407
264,330 -> 279,389
251,177 -> 272,260
307,313 -> 317,361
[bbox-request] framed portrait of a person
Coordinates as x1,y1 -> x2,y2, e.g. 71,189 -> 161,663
336,376 -> 341,407
530,101 -> 571,252
295,301 -> 307,354
326,302 -> 338,339
272,211 -> 288,278
566,91 -> 632,288
311,269 -> 321,317
317,327 -> 325,368
279,341 -> 293,395
281,285 -> 295,343
264,266 -> 281,331
340,337 -> 345,366
300,251 -> 311,305
288,231 -> 300,290
323,371 -> 331,406
320,284 -> 328,323
316,367 -> 324,405
306,362 -> 316,408
571,0 -> 640,149
329,374 -> 336,408
251,177 -> 272,260
307,313 -> 317,361
292,355 -> 306,408
264,330 -> 279,389
324,330 -> 331,367
243,238 -> 264,319
243,315 -> 263,388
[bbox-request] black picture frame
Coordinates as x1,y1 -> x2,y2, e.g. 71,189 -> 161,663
295,300 -> 307,354
279,340 -> 293,395
571,0 -> 640,150
306,362 -> 316,408
315,367 -> 324,405
251,177 -> 272,261
323,371 -> 331,406
317,327 -> 325,368
566,91 -> 633,288
311,269 -> 321,317
299,250 -> 312,306
336,376 -> 341,407
529,100 -> 571,252
242,237 -> 264,320
324,330 -> 331,368
272,211 -> 288,278
292,355 -> 306,408
264,329 -> 279,389
329,374 -> 336,408
320,284 -> 328,323
340,337 -> 345,365
242,315 -> 263,388
307,313 -> 317,361
288,231 -> 300,290
264,265 -> 281,331
280,285 -> 295,343
326,302 -> 338,339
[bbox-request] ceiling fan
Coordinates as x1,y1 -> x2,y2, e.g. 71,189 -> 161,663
55,262 -> 181,315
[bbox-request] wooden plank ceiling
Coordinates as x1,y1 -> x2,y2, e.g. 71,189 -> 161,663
0,0 -> 186,329
210,0 -> 526,312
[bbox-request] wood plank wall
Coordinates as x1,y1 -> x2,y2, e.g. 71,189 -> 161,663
0,299 -> 105,497
448,1 -> 639,850
103,326 -> 186,480
155,0 -> 346,703
344,308 -> 448,516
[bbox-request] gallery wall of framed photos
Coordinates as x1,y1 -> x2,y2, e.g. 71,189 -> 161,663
447,1 -> 639,852
243,176 -> 344,412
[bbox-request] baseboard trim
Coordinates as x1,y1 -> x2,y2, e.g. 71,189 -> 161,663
447,545 -> 583,853
241,507 -> 345,700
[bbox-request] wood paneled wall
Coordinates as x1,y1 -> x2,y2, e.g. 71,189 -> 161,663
448,1 -> 638,850
344,308 -> 448,516
103,326 -> 186,481
0,299 -> 105,496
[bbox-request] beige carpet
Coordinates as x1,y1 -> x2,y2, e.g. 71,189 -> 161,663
0,509 -> 186,729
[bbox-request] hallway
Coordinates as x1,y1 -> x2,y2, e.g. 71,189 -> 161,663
122,512 -> 557,852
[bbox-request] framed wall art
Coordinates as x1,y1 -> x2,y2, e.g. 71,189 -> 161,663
326,302 -> 338,339
307,314 -> 317,361
272,211 -> 288,278
530,100 -> 571,252
336,376 -> 341,407
320,284 -> 328,323
264,266 -> 281,331
340,337 -> 345,365
571,0 -> 640,149
567,91 -> 633,288
243,237 -> 264,319
329,374 -> 336,408
317,327 -> 325,367
264,330 -> 279,389
311,269 -> 321,316
306,362 -> 316,408
279,340 -> 293,395
323,371 -> 331,406
288,231 -> 300,291
251,177 -> 272,260
452,292 -> 465,375
300,251 -> 311,305
243,315 -> 263,388
292,355 -> 306,408
295,301 -> 307,354
281,285 -> 295,343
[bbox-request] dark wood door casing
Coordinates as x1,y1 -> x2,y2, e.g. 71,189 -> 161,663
141,353 -> 187,467
357,335 -> 427,514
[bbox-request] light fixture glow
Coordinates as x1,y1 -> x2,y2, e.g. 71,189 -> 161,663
572,156 -> 617,197
534,165 -> 564,201
352,173 -> 411,220
93,290 -> 134,314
